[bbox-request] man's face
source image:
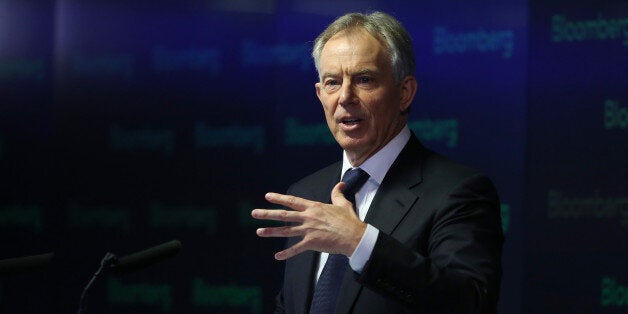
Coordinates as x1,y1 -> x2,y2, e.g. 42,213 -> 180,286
315,29 -> 415,165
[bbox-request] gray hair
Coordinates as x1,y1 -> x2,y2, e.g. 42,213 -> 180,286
312,11 -> 415,84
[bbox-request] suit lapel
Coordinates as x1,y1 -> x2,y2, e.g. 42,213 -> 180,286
336,134 -> 425,313
292,250 -> 317,314
365,134 -> 423,233
293,162 -> 342,313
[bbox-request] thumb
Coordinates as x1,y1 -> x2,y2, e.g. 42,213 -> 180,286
331,182 -> 353,208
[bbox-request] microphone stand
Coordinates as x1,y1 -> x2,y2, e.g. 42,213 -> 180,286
77,252 -> 117,314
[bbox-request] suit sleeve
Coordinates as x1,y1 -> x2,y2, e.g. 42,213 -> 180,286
355,173 -> 503,313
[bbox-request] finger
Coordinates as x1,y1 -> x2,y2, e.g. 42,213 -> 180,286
330,182 -> 352,207
251,209 -> 302,223
274,241 -> 308,260
256,225 -> 303,238
265,192 -> 315,211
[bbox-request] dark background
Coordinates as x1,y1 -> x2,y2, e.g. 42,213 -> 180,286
0,0 -> 625,313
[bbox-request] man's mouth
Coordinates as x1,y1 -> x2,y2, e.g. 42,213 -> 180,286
341,118 -> 362,125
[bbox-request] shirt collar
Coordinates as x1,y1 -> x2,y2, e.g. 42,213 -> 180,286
341,126 -> 411,184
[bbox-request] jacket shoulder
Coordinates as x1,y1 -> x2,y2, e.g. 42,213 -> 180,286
286,161 -> 341,201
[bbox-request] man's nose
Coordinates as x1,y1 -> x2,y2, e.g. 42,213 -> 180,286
338,81 -> 356,107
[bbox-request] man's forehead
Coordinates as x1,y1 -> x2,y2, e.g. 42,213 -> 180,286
319,34 -> 387,71
320,66 -> 378,78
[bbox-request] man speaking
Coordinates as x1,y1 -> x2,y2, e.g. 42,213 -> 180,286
252,11 -> 503,314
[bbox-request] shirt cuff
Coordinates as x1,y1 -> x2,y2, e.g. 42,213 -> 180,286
349,223 -> 379,273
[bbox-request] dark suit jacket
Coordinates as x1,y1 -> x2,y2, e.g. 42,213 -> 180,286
276,133 -> 503,313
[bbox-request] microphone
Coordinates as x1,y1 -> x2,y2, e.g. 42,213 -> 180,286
110,239 -> 181,275
78,240 -> 181,314
0,252 -> 54,275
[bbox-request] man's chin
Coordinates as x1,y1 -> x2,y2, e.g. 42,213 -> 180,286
336,136 -> 367,152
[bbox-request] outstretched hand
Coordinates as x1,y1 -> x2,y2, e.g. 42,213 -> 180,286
252,182 -> 367,260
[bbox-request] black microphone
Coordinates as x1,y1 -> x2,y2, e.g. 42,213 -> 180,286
78,240 -> 181,314
109,239 -> 181,275
0,252 -> 54,275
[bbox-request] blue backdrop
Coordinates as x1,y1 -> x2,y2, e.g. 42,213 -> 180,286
0,0 -> 625,313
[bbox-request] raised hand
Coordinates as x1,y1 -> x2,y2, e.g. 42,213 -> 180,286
252,182 -> 367,260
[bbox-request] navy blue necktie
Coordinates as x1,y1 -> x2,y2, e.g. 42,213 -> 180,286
309,168 -> 369,314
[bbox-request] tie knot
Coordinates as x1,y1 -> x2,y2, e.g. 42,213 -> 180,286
342,168 -> 370,202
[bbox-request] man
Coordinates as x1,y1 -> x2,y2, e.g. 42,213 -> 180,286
252,11 -> 503,313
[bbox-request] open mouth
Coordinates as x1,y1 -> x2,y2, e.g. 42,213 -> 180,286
341,118 -> 362,125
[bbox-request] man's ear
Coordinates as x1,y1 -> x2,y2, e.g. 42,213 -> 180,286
399,76 -> 418,113
315,82 -> 323,102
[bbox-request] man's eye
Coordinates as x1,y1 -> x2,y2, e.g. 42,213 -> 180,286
324,80 -> 340,92
358,77 -> 372,84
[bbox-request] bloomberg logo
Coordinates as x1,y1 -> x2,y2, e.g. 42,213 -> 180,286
433,27 -> 515,59
552,14 -> 628,47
